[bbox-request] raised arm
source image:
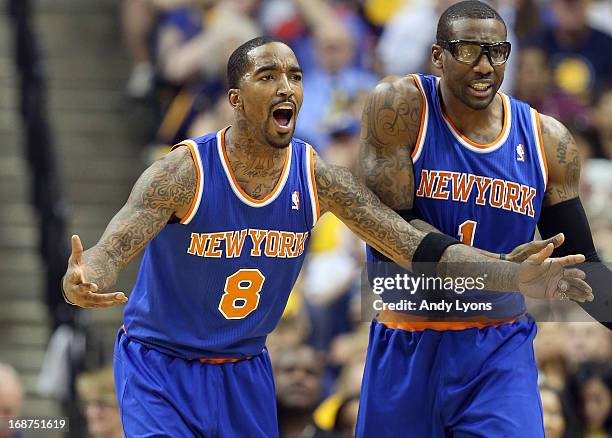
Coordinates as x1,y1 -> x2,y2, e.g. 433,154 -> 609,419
62,146 -> 197,307
314,151 -> 591,301
538,114 -> 612,325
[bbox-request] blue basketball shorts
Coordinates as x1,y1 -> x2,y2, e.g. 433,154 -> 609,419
113,329 -> 278,437
356,316 -> 543,438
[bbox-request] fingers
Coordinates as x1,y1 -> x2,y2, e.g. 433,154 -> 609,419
550,253 -> 586,267
557,277 -> 594,302
70,235 -> 84,265
563,268 -> 586,280
79,292 -> 129,308
527,243 -> 554,264
69,281 -> 128,308
548,233 -> 565,249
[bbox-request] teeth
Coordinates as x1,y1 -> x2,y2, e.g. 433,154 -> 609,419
471,83 -> 490,91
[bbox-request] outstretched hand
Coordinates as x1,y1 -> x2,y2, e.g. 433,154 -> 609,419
62,235 -> 128,308
518,243 -> 593,302
506,233 -> 565,263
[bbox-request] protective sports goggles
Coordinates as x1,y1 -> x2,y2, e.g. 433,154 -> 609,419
437,40 -> 512,66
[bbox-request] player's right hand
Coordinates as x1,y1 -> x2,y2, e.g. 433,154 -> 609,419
517,243 -> 593,302
62,235 -> 128,308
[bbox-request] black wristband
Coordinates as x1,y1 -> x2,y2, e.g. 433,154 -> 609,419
412,232 -> 461,277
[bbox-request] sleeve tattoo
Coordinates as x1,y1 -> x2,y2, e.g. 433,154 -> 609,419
357,77 -> 423,210
80,147 -> 197,290
540,114 -> 581,206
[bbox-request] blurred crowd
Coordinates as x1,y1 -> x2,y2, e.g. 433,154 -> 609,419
3,0 -> 611,437
123,0 -> 612,436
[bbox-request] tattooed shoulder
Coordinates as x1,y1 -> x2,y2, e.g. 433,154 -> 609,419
539,114 -> 581,206
134,145 -> 198,218
360,75 -> 424,150
357,75 -> 423,210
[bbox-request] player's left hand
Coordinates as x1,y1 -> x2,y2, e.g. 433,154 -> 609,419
518,243 -> 593,302
505,233 -> 565,263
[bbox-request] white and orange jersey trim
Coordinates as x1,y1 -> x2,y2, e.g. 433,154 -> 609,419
530,109 -> 548,189
305,143 -> 321,228
171,139 -> 204,225
410,74 -> 429,163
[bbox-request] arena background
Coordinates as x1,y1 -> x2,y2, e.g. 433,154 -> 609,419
0,0 -> 610,437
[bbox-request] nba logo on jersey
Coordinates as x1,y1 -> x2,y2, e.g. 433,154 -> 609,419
516,143 -> 525,162
291,191 -> 300,210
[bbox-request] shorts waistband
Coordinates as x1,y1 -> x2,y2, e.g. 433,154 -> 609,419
120,325 -> 253,364
376,310 -> 526,332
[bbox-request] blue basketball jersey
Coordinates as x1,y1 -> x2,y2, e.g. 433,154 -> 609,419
123,127 -> 319,359
411,74 -> 547,318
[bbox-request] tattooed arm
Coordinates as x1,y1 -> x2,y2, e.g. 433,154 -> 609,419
62,146 -> 197,308
540,115 -> 580,206
538,114 -> 611,323
315,152 -> 591,300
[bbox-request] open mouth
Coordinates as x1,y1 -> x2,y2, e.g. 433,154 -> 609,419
272,108 -> 293,128
469,82 -> 493,96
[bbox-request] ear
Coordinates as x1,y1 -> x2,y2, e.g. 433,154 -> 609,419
431,44 -> 444,70
228,89 -> 242,110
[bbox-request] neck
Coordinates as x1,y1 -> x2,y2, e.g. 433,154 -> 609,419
278,408 -> 315,438
226,118 -> 284,159
223,118 -> 288,198
439,79 -> 500,132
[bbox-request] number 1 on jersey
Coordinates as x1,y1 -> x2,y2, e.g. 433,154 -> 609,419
218,269 -> 265,319
458,220 -> 478,246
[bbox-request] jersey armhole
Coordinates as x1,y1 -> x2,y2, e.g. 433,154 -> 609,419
305,144 -> 320,228
171,139 -> 204,224
409,74 -> 428,163
530,109 -> 548,189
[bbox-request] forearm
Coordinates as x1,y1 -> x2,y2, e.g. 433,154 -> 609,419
440,244 -> 519,292
80,245 -> 121,291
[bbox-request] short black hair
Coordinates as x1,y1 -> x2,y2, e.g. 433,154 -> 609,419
436,1 -> 506,43
226,36 -> 284,89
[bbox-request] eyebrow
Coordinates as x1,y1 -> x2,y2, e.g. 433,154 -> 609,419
253,63 -> 303,75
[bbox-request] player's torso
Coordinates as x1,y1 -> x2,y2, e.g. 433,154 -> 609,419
412,74 -> 547,254
124,127 -> 319,358
410,74 -> 547,319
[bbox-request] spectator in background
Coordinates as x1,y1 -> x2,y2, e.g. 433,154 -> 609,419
146,0 -> 260,157
564,321 -> 612,368
567,361 -> 612,437
300,121 -> 364,351
535,322 -> 570,391
267,285 -> 312,357
534,0 -> 612,102
76,367 -> 122,438
332,395 -> 359,438
594,83 -> 612,158
514,46 -> 593,131
539,384 -> 568,438
275,345 -> 340,438
0,364 -> 27,438
295,22 -> 377,152
261,0 -> 377,75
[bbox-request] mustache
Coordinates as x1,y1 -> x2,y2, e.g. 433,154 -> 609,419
270,97 -> 297,109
